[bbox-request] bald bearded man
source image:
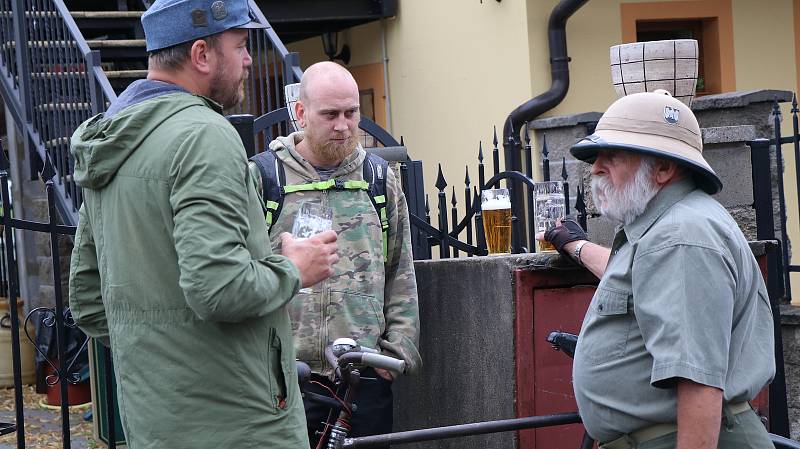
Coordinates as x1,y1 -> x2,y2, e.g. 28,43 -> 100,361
248,62 -> 421,448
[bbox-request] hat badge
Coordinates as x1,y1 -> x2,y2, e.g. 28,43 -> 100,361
211,1 -> 227,20
664,106 -> 680,125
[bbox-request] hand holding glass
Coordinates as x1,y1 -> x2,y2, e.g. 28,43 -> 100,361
533,181 -> 565,253
292,202 -> 333,292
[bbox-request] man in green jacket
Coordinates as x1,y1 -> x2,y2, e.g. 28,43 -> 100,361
249,62 -> 420,448
68,1 -> 338,447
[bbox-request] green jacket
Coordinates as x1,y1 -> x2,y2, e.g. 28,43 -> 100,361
249,133 -> 421,377
68,91 -> 307,449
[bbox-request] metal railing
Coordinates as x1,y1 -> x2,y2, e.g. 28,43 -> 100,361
232,111 -> 589,260
0,0 -> 117,227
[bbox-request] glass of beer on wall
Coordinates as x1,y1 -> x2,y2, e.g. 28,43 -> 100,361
533,181 -> 565,253
481,188 -> 512,254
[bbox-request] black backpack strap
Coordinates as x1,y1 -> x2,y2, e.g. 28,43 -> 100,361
249,149 -> 286,231
363,153 -> 390,261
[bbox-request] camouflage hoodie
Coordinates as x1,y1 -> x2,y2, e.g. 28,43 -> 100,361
251,132 -> 421,376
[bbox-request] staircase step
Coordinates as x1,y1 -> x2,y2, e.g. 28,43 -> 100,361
3,39 -> 147,49
0,11 -> 142,19
45,137 -> 70,148
87,39 -> 146,48
70,11 -> 143,19
105,69 -> 148,79
36,102 -> 91,112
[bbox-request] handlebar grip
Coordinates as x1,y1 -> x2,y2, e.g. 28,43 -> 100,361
296,361 -> 311,385
361,352 -> 406,373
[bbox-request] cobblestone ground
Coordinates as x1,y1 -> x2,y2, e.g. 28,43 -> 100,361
0,386 -> 96,448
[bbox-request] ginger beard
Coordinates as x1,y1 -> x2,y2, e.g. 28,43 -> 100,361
302,112 -> 359,165
591,157 -> 659,226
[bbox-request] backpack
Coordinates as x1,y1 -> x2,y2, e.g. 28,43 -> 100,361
249,149 -> 390,261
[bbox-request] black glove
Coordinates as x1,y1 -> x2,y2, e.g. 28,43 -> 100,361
543,218 -> 587,260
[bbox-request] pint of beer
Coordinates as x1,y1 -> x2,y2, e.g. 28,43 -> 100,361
481,189 -> 512,254
533,181 -> 565,253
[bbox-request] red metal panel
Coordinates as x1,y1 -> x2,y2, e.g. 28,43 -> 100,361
514,268 -> 597,449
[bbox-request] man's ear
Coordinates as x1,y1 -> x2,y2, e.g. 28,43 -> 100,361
189,39 -> 213,75
295,101 -> 306,129
653,159 -> 681,186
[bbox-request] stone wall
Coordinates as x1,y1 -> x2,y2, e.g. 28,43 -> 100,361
528,89 -> 792,249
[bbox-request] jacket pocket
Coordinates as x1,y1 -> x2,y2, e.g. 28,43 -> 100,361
328,290 -> 384,350
579,286 -> 633,363
269,327 -> 288,411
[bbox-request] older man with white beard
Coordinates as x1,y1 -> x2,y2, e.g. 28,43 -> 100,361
540,90 -> 776,449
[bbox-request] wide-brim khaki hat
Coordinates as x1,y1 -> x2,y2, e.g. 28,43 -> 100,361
571,89 -> 722,194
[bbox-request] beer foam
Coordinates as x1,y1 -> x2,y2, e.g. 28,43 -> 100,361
482,198 -> 511,210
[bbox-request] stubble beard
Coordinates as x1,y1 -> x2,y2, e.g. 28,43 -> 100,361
210,64 -> 249,110
591,157 -> 660,226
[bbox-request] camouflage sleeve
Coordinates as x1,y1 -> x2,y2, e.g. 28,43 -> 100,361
378,166 -> 422,375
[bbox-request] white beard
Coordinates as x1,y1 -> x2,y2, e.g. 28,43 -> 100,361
591,157 -> 659,226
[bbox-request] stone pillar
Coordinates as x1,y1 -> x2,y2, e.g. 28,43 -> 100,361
781,306 -> 800,440
526,90 -> 794,248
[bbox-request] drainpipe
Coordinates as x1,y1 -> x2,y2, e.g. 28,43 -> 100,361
381,18 -> 393,134
504,0 -> 589,141
503,0 -> 589,250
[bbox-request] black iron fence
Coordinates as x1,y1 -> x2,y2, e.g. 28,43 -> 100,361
0,143 -> 117,448
231,110 -> 590,260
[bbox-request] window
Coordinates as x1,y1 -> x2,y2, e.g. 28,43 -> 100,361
636,19 -> 708,93
620,0 -> 735,95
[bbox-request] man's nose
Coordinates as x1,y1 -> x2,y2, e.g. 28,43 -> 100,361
333,117 -> 348,132
590,158 -> 604,176
243,48 -> 253,67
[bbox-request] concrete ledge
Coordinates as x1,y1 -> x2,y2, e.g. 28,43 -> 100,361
702,125 -> 756,144
530,112 -> 603,130
692,89 -> 793,111
781,305 -> 800,326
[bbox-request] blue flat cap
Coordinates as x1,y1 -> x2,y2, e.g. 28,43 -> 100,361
142,0 -> 267,52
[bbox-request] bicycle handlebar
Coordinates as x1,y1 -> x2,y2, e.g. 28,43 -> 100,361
336,351 -> 406,373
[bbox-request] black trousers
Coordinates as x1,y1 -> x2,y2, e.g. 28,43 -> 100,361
304,368 -> 393,449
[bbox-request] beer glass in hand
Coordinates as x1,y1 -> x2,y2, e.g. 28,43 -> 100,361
533,181 -> 565,253
481,188 -> 512,254
292,201 -> 333,292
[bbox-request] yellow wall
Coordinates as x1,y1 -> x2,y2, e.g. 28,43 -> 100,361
290,0 -> 535,214
286,1 -> 800,291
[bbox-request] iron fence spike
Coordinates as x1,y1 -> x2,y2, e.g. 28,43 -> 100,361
478,141 -> 484,162
436,164 -> 447,191
561,157 -> 568,181
465,166 -> 471,185
524,121 -> 530,144
493,125 -> 498,147
451,187 -> 457,206
542,133 -> 549,157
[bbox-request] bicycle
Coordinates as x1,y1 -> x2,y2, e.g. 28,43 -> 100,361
299,334 -> 800,449
298,338 -> 406,449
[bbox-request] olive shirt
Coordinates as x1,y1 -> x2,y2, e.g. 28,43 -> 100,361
572,178 -> 775,443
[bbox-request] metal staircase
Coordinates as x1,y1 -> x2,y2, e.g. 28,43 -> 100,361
0,0 -> 396,227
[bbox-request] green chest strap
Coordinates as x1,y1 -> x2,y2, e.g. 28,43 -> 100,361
249,150 -> 390,261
